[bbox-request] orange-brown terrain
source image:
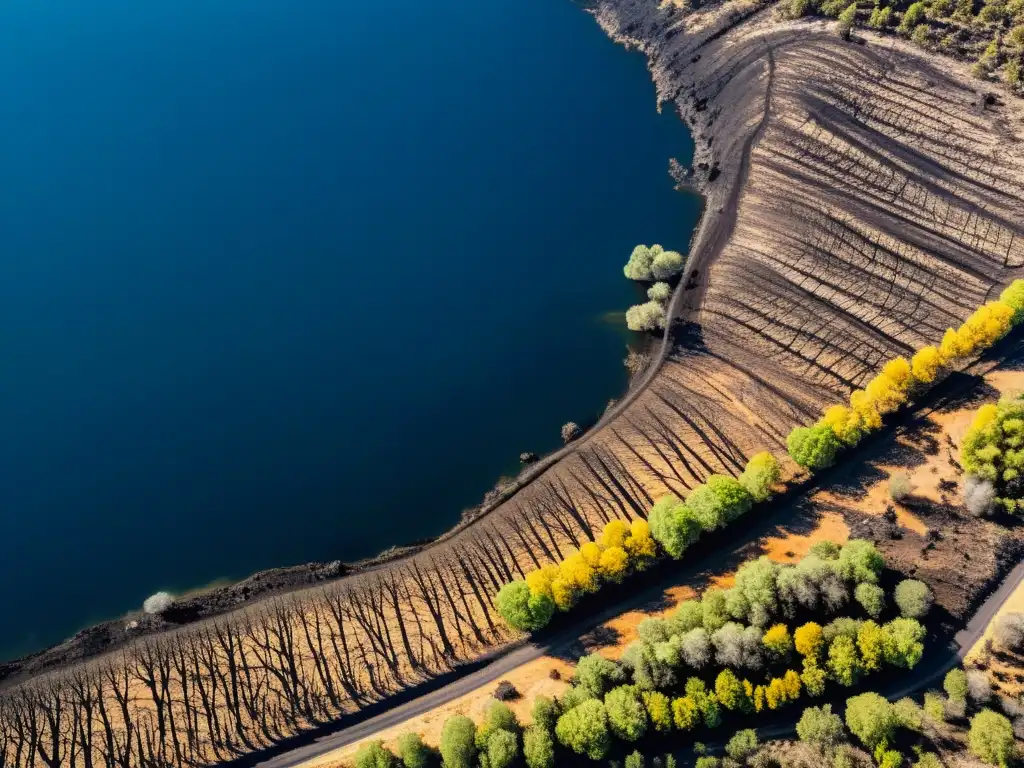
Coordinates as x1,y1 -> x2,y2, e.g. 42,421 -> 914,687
3,2 -> 1024,766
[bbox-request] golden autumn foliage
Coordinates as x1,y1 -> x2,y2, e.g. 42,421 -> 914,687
598,546 -> 629,582
911,345 -> 942,384
795,622 -> 824,660
803,290 -> 1020,460
525,564 -> 560,600
509,518 -> 655,624
624,519 -> 657,566
600,519 -> 630,549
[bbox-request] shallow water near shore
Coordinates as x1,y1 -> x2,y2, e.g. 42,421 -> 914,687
0,0 -> 699,658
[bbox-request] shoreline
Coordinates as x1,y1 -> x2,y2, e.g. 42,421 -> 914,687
0,134 -> 715,687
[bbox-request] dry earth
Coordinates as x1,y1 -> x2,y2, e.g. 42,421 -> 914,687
3,3 -> 1024,768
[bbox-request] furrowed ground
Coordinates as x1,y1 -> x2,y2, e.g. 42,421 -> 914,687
3,5 -> 1024,767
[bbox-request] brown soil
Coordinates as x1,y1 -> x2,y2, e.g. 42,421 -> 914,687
4,3 -> 1024,767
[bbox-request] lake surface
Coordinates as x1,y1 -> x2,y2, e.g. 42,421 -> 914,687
0,0 -> 698,659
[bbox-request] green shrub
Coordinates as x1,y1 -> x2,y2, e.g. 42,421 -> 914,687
894,579 -> 933,619
574,654 -> 626,698
787,425 -> 842,470
868,5 -> 893,26
854,582 -> 886,618
647,282 -> 672,302
397,733 -> 433,768
604,686 -> 648,742
726,729 -> 759,761
845,693 -> 896,751
625,750 -> 645,768
523,726 -> 555,768
440,716 -> 477,768
354,740 -> 398,768
797,704 -> 846,749
945,668 -> 969,702
648,495 -> 702,559
555,699 -> 611,760
626,301 -> 667,332
969,708 -> 1016,767
900,1 -> 927,30
495,580 -> 555,631
686,475 -> 754,531
738,452 -> 781,502
836,540 -> 884,585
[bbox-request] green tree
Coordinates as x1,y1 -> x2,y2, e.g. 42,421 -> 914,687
739,452 -> 781,502
726,729 -> 759,761
487,729 -> 519,768
1000,280 -> 1024,325
495,581 -> 554,631
729,558 -> 782,625
476,700 -> 520,749
574,654 -> 626,698
893,698 -> 923,732
355,741 -> 398,768
945,668 -> 969,702
962,395 -> 1024,513
624,244 -> 659,281
845,693 -> 896,751
396,733 -> 433,768
605,686 -> 648,742
440,716 -> 478,768
648,282 -> 672,303
532,696 -> 560,731
626,301 -> 667,332
836,540 -> 884,585
648,495 -> 702,559
651,250 -> 685,280
625,751 -> 645,768
687,476 -> 754,531
555,699 -> 611,760
787,425 -> 842,470
701,588 -> 731,632
801,660 -> 828,697
827,635 -> 862,686
854,583 -> 886,618
838,2 -> 858,37
797,704 -> 845,749
969,709 -> 1016,767
523,726 -> 555,768
923,691 -> 945,723
894,580 -> 933,619
868,5 -> 893,26
900,1 -> 927,30
883,618 -> 926,669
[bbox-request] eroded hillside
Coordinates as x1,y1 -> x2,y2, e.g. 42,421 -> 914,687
3,6 -> 1024,768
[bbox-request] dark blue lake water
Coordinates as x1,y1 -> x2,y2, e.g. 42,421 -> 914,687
0,0 -> 698,658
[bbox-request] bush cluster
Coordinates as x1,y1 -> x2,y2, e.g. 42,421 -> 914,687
495,519 -> 657,631
496,452 -> 781,632
400,545 -> 929,768
787,280 -> 1024,471
623,245 -> 685,333
961,394 -> 1024,514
